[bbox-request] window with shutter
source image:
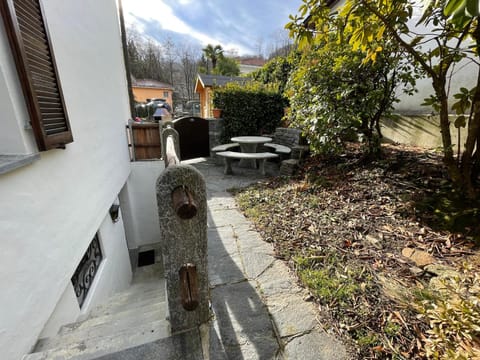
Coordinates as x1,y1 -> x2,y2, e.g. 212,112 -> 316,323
0,0 -> 73,151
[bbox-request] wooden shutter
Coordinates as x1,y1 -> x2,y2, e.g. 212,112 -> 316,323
0,0 -> 72,151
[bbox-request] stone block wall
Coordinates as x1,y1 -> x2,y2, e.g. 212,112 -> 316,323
271,128 -> 304,148
208,118 -> 223,154
207,118 -> 224,164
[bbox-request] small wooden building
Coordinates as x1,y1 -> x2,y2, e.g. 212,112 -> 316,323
194,74 -> 250,118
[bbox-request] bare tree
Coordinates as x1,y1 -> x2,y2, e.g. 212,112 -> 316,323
126,26 -> 169,82
267,28 -> 293,59
255,36 -> 265,59
126,26 -> 203,103
176,43 -> 200,100
163,37 -> 177,87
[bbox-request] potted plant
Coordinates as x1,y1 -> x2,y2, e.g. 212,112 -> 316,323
212,108 -> 223,118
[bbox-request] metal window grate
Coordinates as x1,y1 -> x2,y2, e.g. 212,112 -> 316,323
71,234 -> 103,308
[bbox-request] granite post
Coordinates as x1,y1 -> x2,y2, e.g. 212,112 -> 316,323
156,164 -> 209,333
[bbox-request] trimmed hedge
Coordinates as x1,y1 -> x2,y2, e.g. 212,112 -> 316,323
212,82 -> 287,142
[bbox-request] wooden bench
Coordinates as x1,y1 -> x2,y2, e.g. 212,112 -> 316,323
211,143 -> 239,152
216,151 -> 278,175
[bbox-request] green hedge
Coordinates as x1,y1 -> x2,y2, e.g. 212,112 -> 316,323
212,82 -> 287,142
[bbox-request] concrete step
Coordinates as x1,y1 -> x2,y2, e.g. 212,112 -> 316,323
92,327 -> 204,360
101,277 -> 165,303
24,260 -> 169,360
126,279 -> 165,295
24,319 -> 170,360
35,301 -> 167,352
88,286 -> 165,318
59,300 -> 166,336
88,293 -> 166,319
131,262 -> 164,285
93,285 -> 163,308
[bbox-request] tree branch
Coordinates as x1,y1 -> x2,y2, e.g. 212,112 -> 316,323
359,0 -> 437,81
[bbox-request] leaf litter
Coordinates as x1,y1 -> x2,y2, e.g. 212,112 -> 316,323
233,143 -> 480,359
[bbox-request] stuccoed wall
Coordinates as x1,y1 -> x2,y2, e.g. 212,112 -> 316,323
120,161 -> 166,249
381,114 -> 467,149
0,1 -> 133,358
39,210 -> 132,337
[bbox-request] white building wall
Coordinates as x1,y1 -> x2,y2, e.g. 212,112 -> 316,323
394,3 -> 477,113
120,161 -> 166,250
0,15 -> 37,154
0,1 -> 133,359
330,1 -> 478,146
384,4 -> 477,147
39,206 -> 132,338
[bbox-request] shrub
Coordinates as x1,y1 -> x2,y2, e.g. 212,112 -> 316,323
213,82 -> 287,142
286,40 -> 414,158
251,54 -> 299,95
417,264 -> 480,359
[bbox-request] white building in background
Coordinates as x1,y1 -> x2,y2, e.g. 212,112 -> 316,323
315,0 -> 477,147
0,1 -> 163,359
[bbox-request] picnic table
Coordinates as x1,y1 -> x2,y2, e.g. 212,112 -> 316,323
211,136 -> 278,175
230,136 -> 272,168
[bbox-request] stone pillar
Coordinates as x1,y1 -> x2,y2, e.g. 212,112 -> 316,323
156,165 -> 209,333
207,118 -> 224,164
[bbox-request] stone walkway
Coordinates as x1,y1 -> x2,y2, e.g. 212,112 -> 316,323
187,158 -> 349,360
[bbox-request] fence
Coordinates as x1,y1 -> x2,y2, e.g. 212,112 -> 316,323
127,117 -> 215,162
127,122 -> 162,161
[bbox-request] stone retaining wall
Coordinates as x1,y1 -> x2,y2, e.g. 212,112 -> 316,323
208,118 -> 224,164
208,118 -> 224,156
271,127 -> 304,148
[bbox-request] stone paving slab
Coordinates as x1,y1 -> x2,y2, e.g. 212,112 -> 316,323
266,294 -> 318,338
240,250 -> 275,281
207,226 -> 239,254
256,261 -> 303,298
208,253 -> 245,287
283,329 -> 348,360
210,285 -> 281,360
207,208 -> 250,228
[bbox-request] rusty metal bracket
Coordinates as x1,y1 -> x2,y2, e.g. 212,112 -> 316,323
179,263 -> 199,311
172,185 -> 197,219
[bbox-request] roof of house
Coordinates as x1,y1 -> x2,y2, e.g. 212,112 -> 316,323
196,74 -> 250,89
237,57 -> 266,66
131,78 -> 173,90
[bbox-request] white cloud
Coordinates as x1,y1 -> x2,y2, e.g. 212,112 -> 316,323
122,0 -> 254,54
122,0 -> 294,55
122,0 -> 188,32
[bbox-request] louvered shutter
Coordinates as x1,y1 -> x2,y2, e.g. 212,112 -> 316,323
1,0 -> 73,151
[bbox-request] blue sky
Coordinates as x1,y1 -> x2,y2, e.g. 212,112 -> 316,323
121,0 -> 304,56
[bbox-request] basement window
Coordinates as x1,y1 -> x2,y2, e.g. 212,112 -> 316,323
71,234 -> 103,308
137,249 -> 155,267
